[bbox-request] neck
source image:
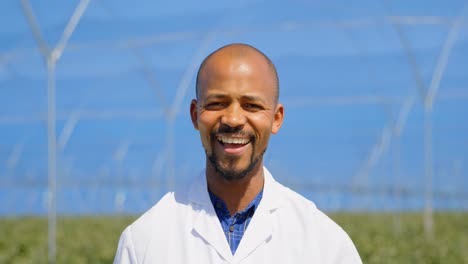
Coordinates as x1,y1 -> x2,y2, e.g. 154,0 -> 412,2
206,162 -> 264,216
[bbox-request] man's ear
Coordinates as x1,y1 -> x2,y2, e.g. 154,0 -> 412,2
271,103 -> 284,134
190,99 -> 199,130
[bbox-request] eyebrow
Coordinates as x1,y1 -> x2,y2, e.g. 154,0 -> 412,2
204,93 -> 267,104
204,94 -> 228,101
242,95 -> 267,105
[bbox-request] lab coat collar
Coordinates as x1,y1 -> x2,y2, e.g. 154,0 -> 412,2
187,166 -> 287,263
187,166 -> 286,210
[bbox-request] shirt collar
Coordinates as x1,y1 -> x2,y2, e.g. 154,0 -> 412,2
188,166 -> 288,212
208,188 -> 263,220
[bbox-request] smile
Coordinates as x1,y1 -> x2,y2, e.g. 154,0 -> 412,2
216,135 -> 251,155
216,136 -> 251,145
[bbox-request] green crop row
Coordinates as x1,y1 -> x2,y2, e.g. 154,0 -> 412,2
0,212 -> 466,263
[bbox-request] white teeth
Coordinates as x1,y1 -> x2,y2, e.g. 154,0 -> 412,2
217,136 -> 249,144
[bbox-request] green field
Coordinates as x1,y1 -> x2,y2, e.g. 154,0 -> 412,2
1,212 -> 466,263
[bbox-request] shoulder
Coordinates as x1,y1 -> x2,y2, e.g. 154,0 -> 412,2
131,192 -> 177,228
129,186 -> 196,232
122,177 -> 198,236
274,181 -> 348,236
271,180 -> 362,262
125,193 -> 176,239
114,192 -> 178,263
268,178 -> 320,218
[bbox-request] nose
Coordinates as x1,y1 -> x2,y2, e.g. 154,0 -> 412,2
221,103 -> 246,128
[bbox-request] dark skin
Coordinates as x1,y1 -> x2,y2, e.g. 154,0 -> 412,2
190,44 -> 284,215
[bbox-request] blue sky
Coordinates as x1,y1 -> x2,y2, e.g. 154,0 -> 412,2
0,0 -> 467,214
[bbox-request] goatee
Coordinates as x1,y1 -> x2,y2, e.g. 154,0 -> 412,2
207,124 -> 265,181
208,151 -> 263,181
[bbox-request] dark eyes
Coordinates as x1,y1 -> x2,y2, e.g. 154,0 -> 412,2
243,103 -> 263,111
204,102 -> 226,109
204,102 -> 263,111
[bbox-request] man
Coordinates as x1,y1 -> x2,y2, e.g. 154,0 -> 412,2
114,43 -> 362,263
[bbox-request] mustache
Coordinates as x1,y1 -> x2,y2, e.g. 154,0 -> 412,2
213,124 -> 253,138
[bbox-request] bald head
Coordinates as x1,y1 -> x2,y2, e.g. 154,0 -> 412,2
195,43 -> 279,102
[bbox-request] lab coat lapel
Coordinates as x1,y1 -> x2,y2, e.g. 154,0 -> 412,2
192,208 -> 233,262
233,209 -> 273,261
234,167 -> 286,261
188,171 -> 233,262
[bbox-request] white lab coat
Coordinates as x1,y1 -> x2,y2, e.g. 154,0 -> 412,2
114,167 -> 362,264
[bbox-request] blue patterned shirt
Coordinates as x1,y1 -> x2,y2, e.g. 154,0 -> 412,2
208,189 -> 263,254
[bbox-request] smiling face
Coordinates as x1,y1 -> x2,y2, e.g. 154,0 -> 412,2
190,45 -> 284,181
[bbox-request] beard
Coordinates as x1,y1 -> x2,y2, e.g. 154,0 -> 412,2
206,126 -> 266,181
207,148 -> 264,181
